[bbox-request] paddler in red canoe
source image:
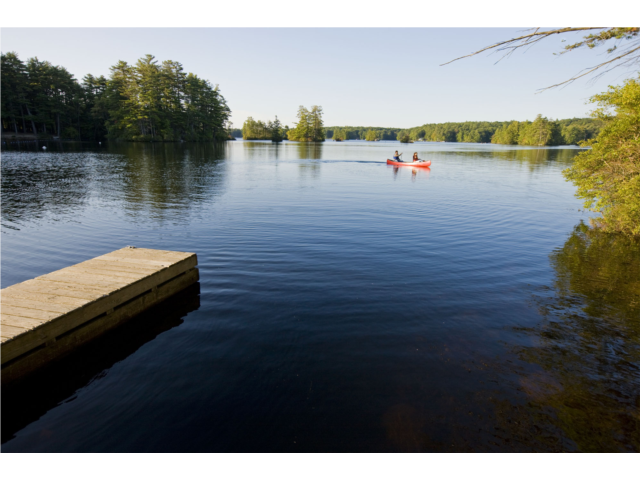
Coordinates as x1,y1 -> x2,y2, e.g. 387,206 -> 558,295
393,151 -> 403,162
412,152 -> 428,163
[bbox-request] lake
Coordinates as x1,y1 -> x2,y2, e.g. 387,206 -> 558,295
2,140 -> 638,452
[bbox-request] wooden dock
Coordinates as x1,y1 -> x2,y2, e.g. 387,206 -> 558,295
1,247 -> 198,383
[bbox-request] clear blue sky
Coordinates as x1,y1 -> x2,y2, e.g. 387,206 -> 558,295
2,28 -> 632,128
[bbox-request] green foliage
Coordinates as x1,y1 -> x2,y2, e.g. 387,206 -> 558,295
491,121 -> 520,145
242,117 -> 271,140
517,115 -> 563,146
323,117 -> 600,146
1,52 -> 231,142
326,126 -> 401,141
332,127 -> 345,141
1,52 -> 93,139
561,27 -> 639,54
241,115 -> 284,142
364,129 -> 379,141
323,118 -> 600,145
563,77 -> 640,237
105,55 -> 230,142
398,133 -> 412,143
287,105 -> 325,142
270,116 -> 284,143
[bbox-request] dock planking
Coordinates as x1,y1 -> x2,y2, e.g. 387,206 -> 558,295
1,247 -> 198,383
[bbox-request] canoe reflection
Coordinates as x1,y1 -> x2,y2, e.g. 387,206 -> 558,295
1,283 -> 201,444
390,165 -> 431,180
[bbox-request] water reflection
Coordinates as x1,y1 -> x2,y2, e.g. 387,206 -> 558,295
1,283 -> 201,444
422,147 -> 580,172
1,143 -> 228,227
389,165 -> 430,181
1,152 -> 94,227
102,143 -> 228,223
294,142 -> 323,160
242,140 -> 274,161
520,222 -> 640,451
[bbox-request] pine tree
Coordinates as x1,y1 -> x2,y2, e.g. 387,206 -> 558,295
271,116 -> 283,142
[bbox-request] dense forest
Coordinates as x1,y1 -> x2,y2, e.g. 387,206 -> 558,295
1,52 -> 231,142
326,116 -> 601,146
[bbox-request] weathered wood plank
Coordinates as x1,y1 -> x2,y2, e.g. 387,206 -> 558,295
40,271 -> 131,288
68,266 -> 158,280
1,267 -> 199,383
95,255 -> 175,267
8,280 -> 111,299
1,290 -> 89,308
77,260 -> 161,275
1,247 -> 198,380
58,267 -> 147,280
2,305 -> 59,322
0,296 -> 76,314
2,316 -> 47,330
1,324 -> 30,338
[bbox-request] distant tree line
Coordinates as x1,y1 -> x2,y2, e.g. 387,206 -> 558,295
326,116 -> 601,146
326,126 -> 402,141
242,116 -> 286,142
1,52 -> 231,142
399,116 -> 602,145
241,106 -> 324,142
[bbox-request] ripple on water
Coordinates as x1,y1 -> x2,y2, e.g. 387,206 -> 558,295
2,142 -> 637,452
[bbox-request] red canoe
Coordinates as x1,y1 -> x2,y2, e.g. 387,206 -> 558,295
387,159 -> 431,168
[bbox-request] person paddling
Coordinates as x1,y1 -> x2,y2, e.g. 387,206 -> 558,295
393,151 -> 403,162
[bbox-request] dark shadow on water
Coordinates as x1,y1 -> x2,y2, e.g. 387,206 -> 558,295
1,283 -> 201,445
386,222 -> 640,452
515,222 -> 640,451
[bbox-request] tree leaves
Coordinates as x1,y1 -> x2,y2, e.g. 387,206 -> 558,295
563,77 -> 640,237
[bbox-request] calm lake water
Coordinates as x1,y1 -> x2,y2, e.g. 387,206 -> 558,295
2,140 -> 639,452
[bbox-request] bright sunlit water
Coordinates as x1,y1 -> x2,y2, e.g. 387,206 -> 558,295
2,140 -> 638,452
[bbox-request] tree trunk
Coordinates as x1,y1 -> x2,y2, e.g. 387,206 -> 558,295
20,105 -> 27,133
25,104 -> 38,135
57,113 -> 61,137
77,110 -> 82,141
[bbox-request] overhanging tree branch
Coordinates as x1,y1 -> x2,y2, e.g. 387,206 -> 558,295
440,28 -> 603,66
538,45 -> 640,91
441,27 -> 639,91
